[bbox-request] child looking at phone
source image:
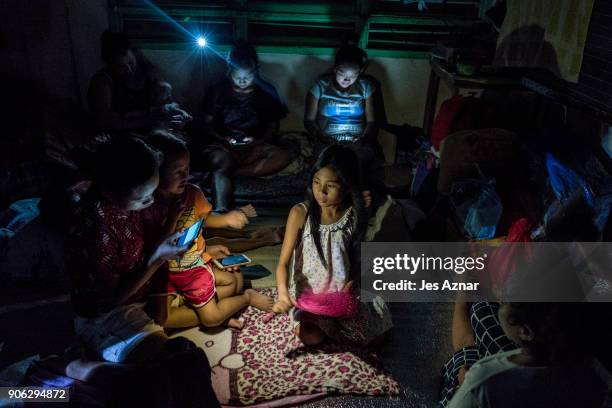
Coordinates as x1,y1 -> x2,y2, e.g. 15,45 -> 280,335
272,145 -> 391,346
197,41 -> 291,213
143,132 -> 273,330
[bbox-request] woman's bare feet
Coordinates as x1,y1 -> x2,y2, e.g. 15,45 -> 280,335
245,289 -> 274,312
239,204 -> 257,218
227,318 -> 245,330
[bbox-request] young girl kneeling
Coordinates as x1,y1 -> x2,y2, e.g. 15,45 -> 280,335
273,145 -> 391,346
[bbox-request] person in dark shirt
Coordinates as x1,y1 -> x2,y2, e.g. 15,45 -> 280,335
198,41 -> 290,213
87,30 -> 189,135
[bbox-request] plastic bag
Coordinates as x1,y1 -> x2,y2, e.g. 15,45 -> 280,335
546,153 -> 594,207
0,198 -> 40,234
451,179 -> 503,240
544,153 -> 595,225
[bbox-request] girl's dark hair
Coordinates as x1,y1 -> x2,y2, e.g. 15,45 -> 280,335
146,130 -> 189,175
506,303 -> 589,365
305,145 -> 367,271
92,137 -> 160,197
101,30 -> 132,63
228,40 -> 259,72
334,44 -> 368,70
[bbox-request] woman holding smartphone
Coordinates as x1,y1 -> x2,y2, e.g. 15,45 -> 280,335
65,137 -> 188,364
65,137 -> 220,406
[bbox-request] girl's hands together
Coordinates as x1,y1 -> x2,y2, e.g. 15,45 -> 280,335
271,282 -> 354,314
272,291 -> 296,314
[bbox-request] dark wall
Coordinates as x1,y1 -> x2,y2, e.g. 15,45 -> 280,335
577,0 -> 612,118
0,0 -> 108,105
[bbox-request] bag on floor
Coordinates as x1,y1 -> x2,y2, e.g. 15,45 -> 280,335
486,217 -> 534,291
451,179 -> 503,240
544,153 -> 595,225
546,153 -> 594,207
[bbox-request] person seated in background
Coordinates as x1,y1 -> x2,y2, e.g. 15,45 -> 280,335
87,30 -> 189,135
447,302 -> 610,408
196,40 -> 290,213
150,81 -> 193,133
304,44 -> 383,180
439,194 -> 607,407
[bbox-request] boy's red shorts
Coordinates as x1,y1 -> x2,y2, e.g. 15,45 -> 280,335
157,264 -> 216,307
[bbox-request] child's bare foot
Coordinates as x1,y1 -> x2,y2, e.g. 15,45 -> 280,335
272,226 -> 285,244
249,228 -> 269,240
245,289 -> 274,312
227,318 -> 245,330
249,226 -> 285,244
239,204 -> 257,218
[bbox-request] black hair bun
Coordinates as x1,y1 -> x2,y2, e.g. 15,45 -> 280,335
92,136 -> 159,196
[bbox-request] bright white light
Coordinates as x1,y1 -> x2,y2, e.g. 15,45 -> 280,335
197,37 -> 207,47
